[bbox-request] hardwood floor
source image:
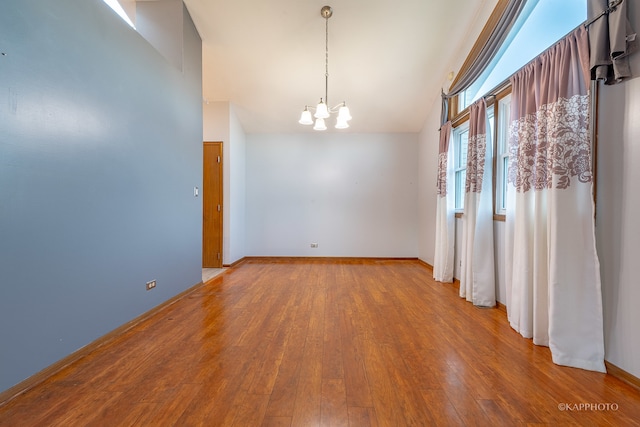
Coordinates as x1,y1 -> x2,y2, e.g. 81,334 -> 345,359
1,258 -> 639,426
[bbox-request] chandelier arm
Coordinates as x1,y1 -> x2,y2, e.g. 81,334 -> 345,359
329,102 -> 347,113
303,103 -> 345,113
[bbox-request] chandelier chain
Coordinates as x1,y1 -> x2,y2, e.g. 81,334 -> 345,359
325,13 -> 329,107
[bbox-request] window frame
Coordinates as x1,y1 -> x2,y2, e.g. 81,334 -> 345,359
453,121 -> 470,213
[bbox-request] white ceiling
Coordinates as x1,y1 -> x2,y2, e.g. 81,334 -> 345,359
183,0 -> 496,133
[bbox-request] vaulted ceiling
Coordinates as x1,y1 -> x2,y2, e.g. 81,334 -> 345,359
183,0 -> 496,133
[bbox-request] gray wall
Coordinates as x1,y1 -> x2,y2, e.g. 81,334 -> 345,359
0,0 -> 203,392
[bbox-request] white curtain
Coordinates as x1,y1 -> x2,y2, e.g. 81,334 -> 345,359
460,99 -> 496,307
505,27 -> 605,372
433,122 -> 454,283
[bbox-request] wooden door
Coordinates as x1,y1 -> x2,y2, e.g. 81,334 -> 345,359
203,142 -> 223,267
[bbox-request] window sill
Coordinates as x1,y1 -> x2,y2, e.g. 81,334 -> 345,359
454,212 -> 506,222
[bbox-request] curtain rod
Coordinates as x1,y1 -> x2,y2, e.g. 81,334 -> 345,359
584,0 -> 623,28
442,3 -> 609,128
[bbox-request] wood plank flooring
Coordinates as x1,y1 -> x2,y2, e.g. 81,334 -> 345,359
1,258 -> 639,426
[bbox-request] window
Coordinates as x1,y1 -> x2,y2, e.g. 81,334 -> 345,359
453,104 -> 495,213
449,0 -> 587,220
487,104 -> 495,152
496,95 -> 511,214
453,123 -> 469,211
103,0 -> 135,28
101,0 -> 184,70
458,0 -> 586,112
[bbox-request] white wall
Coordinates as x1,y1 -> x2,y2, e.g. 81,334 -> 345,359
595,1 -> 640,378
417,96 -> 441,264
227,105 -> 247,264
202,101 -> 247,265
245,133 -> 419,257
203,101 -> 229,142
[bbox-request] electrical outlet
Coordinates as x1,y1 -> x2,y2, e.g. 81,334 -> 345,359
146,280 -> 156,291
310,243 -> 318,248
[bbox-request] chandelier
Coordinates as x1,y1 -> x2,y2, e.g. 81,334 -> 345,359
298,6 -> 352,131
